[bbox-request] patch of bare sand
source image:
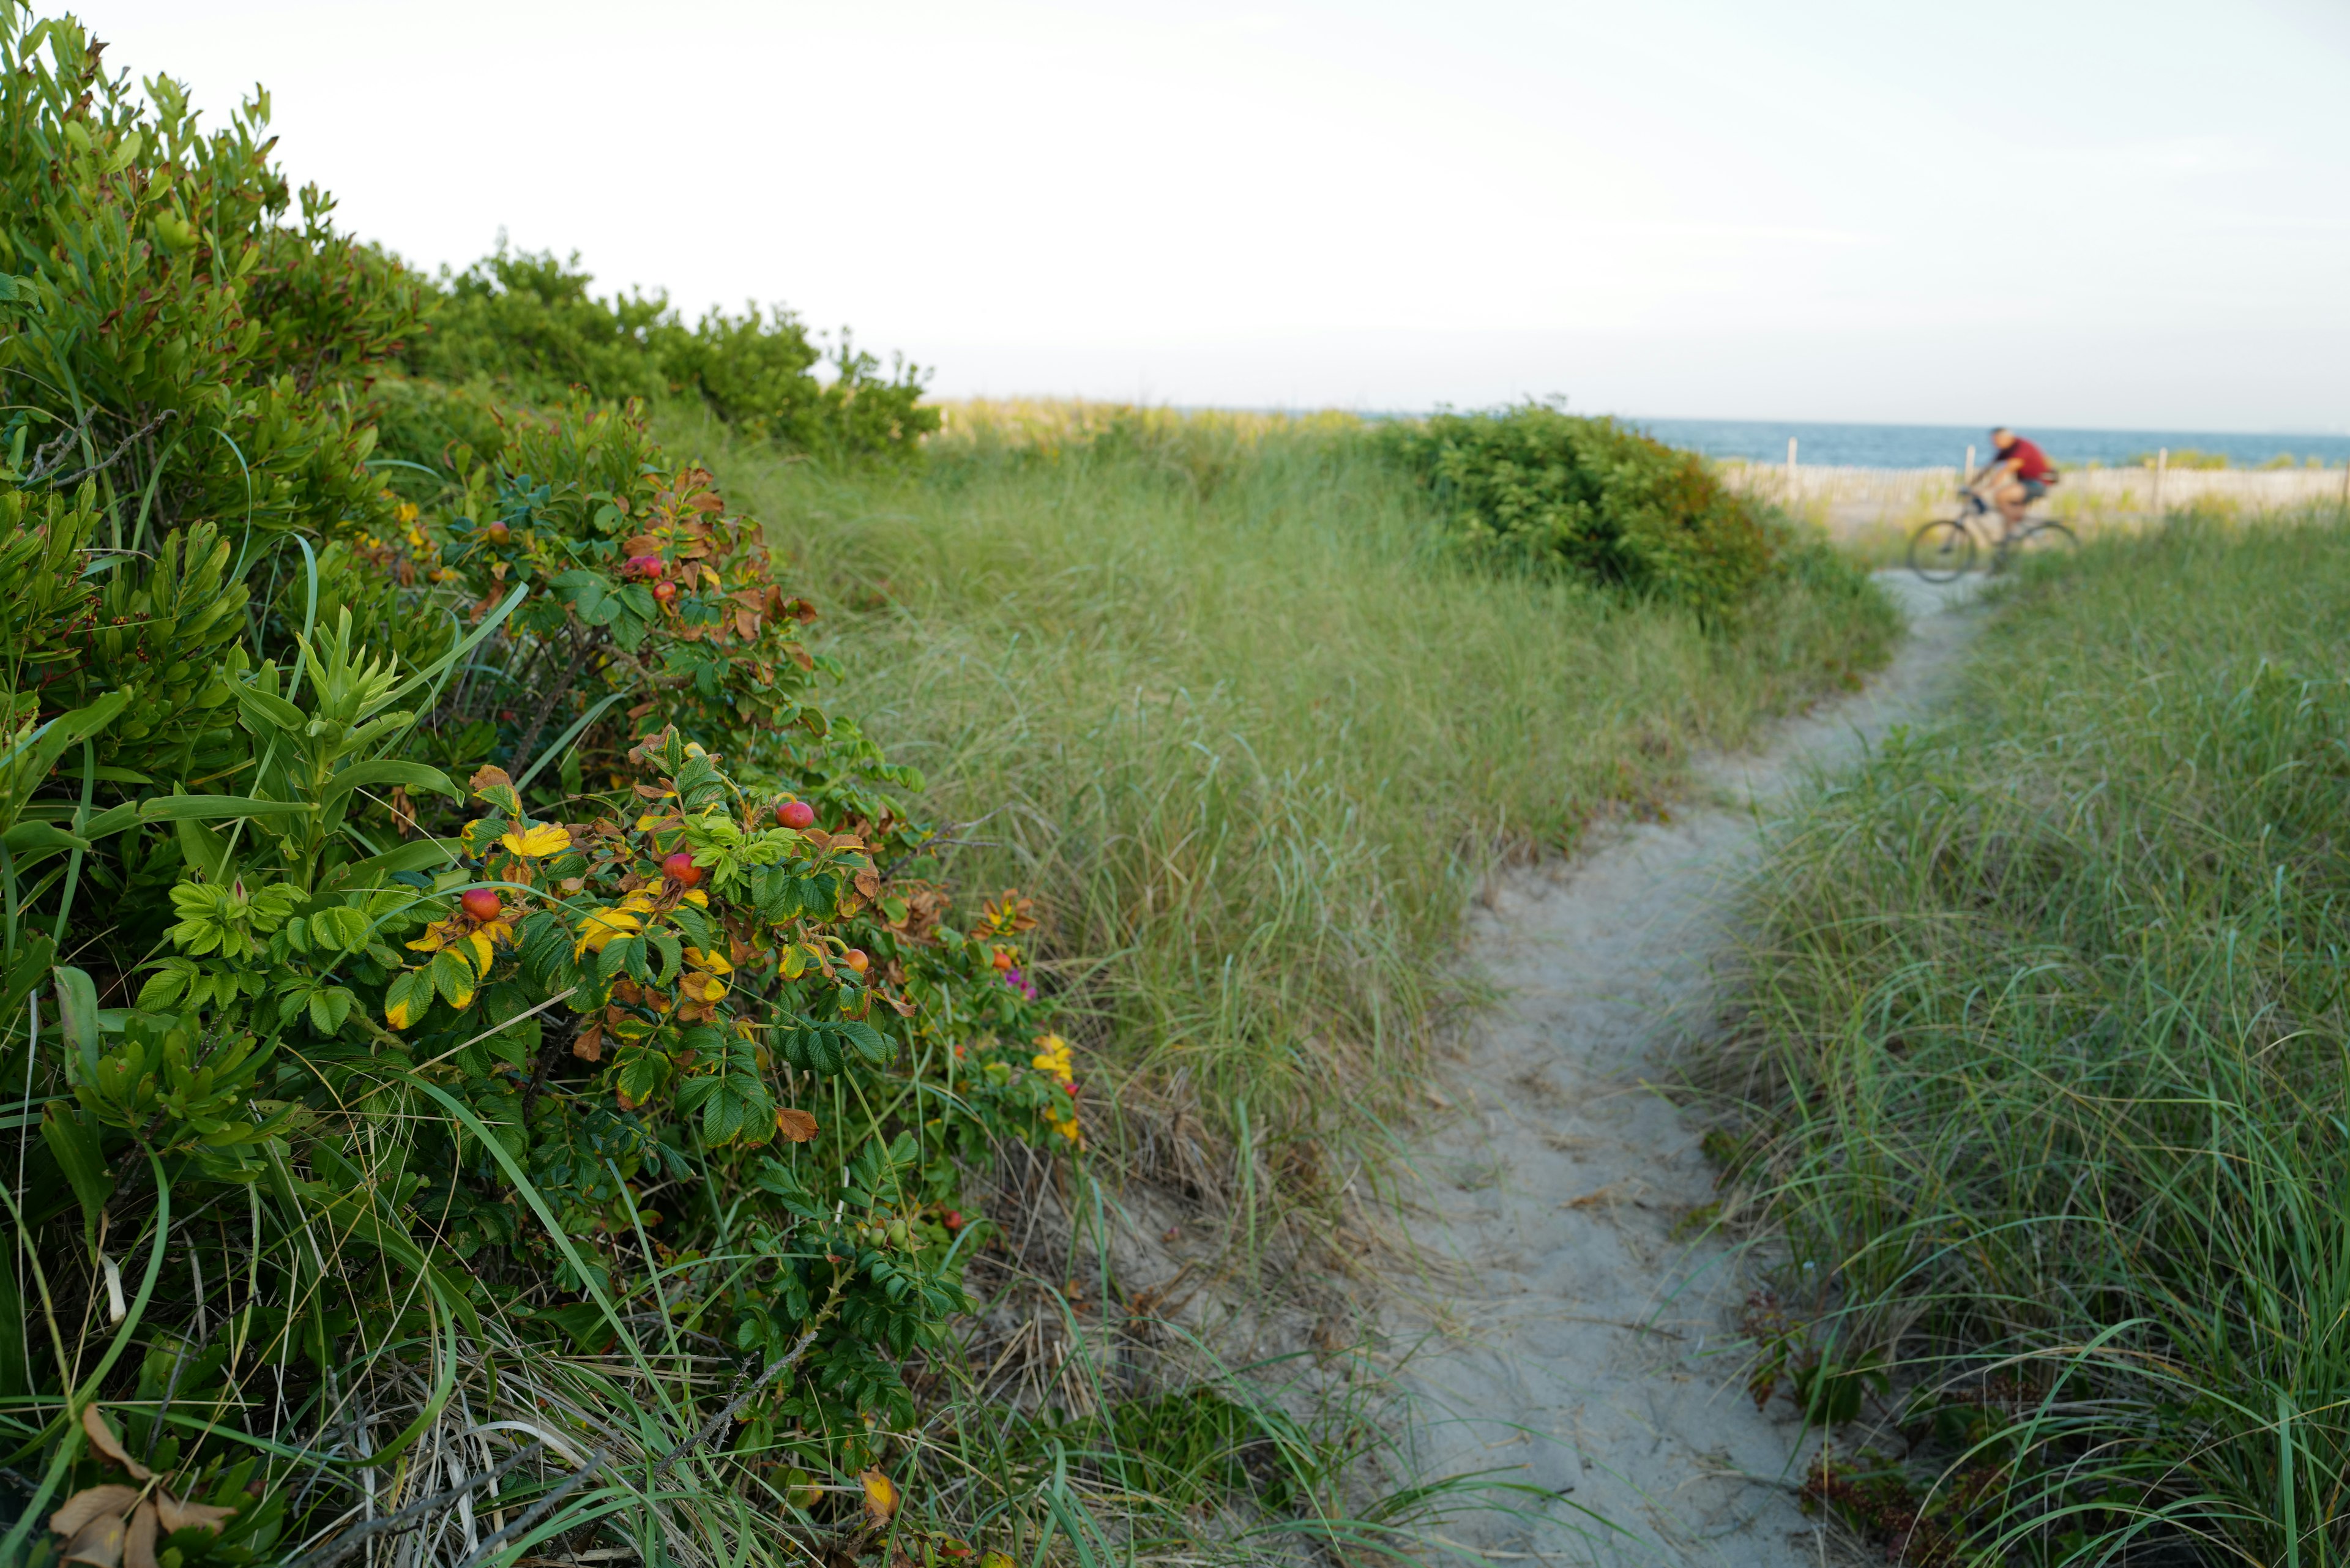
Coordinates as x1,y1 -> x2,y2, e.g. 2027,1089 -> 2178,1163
1384,575 -> 1981,1565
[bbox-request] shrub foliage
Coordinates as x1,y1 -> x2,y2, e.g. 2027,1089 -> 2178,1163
0,9 -> 1061,1563
1379,401 -> 1774,617
401,246 -> 939,465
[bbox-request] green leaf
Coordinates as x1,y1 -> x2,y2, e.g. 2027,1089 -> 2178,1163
40,1103 -> 113,1251
51,965 -> 99,1083
324,838 -> 460,892
308,905 -> 370,953
231,682 -> 307,734
319,760 -> 460,812
838,1020 -> 893,1065
614,1045 -> 671,1105
0,823 -> 88,856
82,793 -> 316,838
430,947 -> 477,1010
384,968 -> 435,1031
648,928 -> 681,986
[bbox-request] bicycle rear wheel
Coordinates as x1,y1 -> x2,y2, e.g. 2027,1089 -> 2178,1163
2010,520 -> 2078,561
1908,518 -> 1976,582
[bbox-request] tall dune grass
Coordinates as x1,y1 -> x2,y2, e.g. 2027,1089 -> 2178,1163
1728,514 -> 2350,1562
668,401 -> 1899,1259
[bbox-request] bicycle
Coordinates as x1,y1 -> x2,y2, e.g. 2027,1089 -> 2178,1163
1907,490 -> 2078,583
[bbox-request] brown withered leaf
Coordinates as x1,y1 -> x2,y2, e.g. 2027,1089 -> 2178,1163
775,1108 -> 819,1144
81,1406 -> 152,1480
388,785 -> 418,839
852,869 -> 881,899
886,996 -> 917,1018
572,1021 -> 605,1064
623,534 -> 660,556
121,1499 -> 157,1568
468,764 -> 514,793
52,1485 -> 141,1539
59,1514 -> 127,1566
153,1493 -> 237,1534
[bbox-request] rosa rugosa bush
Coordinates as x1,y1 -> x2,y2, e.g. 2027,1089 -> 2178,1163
0,9 -> 1076,1559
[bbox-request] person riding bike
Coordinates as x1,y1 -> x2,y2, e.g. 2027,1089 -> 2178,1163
1968,427 -> 2058,534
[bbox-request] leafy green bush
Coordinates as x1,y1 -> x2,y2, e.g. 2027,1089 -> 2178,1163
0,9 -> 1070,1563
1378,402 -> 1774,618
401,247 -> 939,465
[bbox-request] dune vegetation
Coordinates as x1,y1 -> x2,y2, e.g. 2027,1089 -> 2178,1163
1726,517 -> 2350,1562
671,399 -> 1900,1269
0,6 -> 1904,1562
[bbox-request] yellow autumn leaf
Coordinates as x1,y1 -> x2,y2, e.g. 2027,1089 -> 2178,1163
464,929 -> 496,977
405,916 -> 461,954
501,822 -> 572,859
574,905 -> 643,956
681,970 -> 727,1002
385,994 -> 417,1030
683,946 -> 734,976
859,1468 -> 898,1525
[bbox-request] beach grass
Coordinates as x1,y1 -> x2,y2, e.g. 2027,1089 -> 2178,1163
1724,511 -> 2350,1561
665,400 -> 1901,1266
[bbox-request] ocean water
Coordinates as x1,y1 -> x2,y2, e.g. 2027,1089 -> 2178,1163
1632,417 -> 2350,471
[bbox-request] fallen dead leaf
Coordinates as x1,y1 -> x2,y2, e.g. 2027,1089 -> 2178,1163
81,1406 -> 152,1480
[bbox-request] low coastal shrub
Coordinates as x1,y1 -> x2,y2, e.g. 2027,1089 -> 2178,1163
0,11 -> 1069,1564
400,246 -> 938,466
1377,400 -> 1775,619
1728,518 -> 2350,1561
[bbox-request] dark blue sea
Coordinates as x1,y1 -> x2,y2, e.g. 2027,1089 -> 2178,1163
1632,418 -> 2350,470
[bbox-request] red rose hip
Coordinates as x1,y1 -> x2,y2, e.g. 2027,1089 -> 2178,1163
652,580 -> 679,607
775,799 -> 815,830
662,851 -> 702,887
843,948 -> 870,975
460,888 -> 504,923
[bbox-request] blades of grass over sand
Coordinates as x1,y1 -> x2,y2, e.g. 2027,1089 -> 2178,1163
674,400 -> 1900,1282
1721,511 -> 2350,1562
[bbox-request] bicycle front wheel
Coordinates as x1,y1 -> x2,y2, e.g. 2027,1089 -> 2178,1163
1908,518 -> 1976,582
2010,521 -> 2078,562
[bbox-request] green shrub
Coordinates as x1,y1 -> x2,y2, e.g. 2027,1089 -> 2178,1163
1377,401 -> 1773,618
402,246 -> 939,465
0,9 -> 1069,1563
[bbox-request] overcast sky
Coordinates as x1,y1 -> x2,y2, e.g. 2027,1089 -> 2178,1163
69,0 -> 2350,430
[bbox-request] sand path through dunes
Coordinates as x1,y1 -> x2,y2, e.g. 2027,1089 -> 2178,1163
1386,575 -> 1980,1566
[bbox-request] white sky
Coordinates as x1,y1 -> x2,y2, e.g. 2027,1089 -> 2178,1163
68,0 -> 2350,430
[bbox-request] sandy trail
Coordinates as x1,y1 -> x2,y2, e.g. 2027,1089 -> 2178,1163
1386,575 -> 1980,1566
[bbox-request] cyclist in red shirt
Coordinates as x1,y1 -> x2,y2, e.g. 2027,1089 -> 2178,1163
1969,427 -> 2058,533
